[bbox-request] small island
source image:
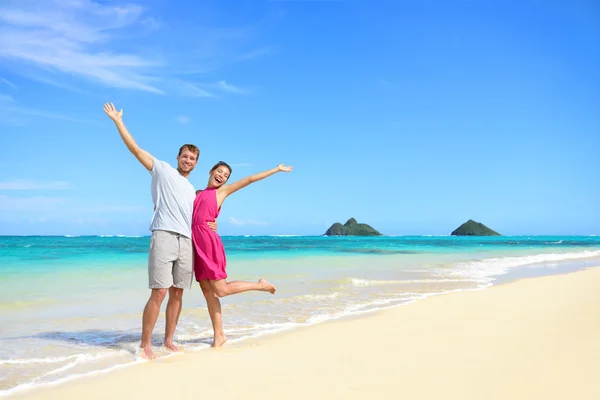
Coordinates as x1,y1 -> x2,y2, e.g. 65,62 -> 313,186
324,218 -> 382,236
451,219 -> 501,236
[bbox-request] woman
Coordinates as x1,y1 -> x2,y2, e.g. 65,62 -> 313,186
192,161 -> 293,347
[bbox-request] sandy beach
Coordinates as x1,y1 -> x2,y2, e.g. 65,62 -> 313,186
12,267 -> 600,400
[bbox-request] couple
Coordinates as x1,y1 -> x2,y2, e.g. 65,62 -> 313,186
104,102 -> 292,359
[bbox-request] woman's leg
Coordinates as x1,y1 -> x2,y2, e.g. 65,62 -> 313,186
210,278 -> 276,298
199,280 -> 227,347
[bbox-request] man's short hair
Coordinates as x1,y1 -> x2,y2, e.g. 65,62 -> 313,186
178,144 -> 199,159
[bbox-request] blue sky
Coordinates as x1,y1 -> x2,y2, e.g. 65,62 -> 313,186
0,0 -> 598,236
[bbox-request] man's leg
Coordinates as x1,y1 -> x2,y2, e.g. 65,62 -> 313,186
164,287 -> 183,351
143,230 -> 176,359
140,288 -> 168,359
164,234 -> 194,351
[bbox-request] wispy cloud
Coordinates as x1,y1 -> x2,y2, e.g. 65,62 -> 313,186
0,195 -> 148,222
84,204 -> 147,214
0,1 -> 262,97
379,78 -> 393,86
176,115 -> 190,125
64,217 -> 108,225
0,0 -> 163,93
0,194 -> 67,211
0,93 -> 14,102
0,77 -> 17,89
174,80 -> 215,98
7,107 -> 92,123
228,217 -> 269,226
0,93 -> 25,126
269,0 -> 341,2
0,90 -> 88,125
0,180 -> 71,190
183,80 -> 250,97
216,80 -> 249,94
230,163 -> 253,168
19,73 -> 92,95
238,47 -> 272,61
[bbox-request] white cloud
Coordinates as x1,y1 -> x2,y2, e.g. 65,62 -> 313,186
21,216 -> 111,226
86,205 -> 147,214
0,95 -> 88,125
216,80 -> 249,94
0,0 -> 163,93
18,73 -> 92,94
7,107 -> 92,123
0,180 -> 71,190
174,80 -> 214,98
378,78 -> 393,89
176,80 -> 249,97
0,93 -> 14,102
140,16 -> 161,30
0,1 -> 258,97
0,194 -> 148,223
176,115 -> 190,124
237,47 -> 272,61
269,0 -> 340,2
0,76 -> 90,125
0,194 -> 67,211
0,77 -> 17,89
228,217 -> 269,226
230,163 -> 253,168
0,94 -> 25,126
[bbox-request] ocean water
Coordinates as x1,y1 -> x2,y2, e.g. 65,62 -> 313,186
1,235 -> 600,396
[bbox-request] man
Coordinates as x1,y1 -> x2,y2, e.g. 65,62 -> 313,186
103,102 -> 216,359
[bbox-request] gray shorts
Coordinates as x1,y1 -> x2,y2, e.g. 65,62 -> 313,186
148,230 -> 193,289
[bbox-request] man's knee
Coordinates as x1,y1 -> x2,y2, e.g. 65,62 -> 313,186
150,288 -> 168,303
169,287 -> 183,301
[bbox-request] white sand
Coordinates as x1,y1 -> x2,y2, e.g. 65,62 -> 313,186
14,268 -> 600,400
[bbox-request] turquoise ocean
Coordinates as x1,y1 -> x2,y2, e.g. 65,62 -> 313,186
1,235 -> 600,396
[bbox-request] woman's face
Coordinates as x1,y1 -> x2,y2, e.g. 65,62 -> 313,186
208,165 -> 231,188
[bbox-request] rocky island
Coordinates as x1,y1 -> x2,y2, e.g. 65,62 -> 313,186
451,219 -> 501,236
324,218 -> 382,236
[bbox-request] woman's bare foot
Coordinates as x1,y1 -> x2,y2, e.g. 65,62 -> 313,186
140,345 -> 155,360
212,335 -> 228,348
164,341 -> 180,352
259,278 -> 276,294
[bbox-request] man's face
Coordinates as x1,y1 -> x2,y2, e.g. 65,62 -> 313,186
177,149 -> 198,174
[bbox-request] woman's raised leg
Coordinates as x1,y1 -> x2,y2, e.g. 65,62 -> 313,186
210,278 -> 276,298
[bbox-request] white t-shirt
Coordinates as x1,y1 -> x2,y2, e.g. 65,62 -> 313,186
149,158 -> 195,238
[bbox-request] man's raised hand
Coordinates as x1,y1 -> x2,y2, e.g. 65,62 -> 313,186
103,102 -> 123,122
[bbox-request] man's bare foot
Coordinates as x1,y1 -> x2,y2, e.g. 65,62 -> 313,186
212,335 -> 228,348
140,345 -> 155,360
259,278 -> 276,294
164,341 -> 180,352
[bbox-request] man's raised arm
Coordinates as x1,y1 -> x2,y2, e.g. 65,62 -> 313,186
103,102 -> 154,171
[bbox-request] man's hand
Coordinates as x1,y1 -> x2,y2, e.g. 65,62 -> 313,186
103,102 -> 123,122
104,102 -> 154,171
207,220 -> 218,232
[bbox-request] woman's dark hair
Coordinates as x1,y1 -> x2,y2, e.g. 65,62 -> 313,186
211,161 -> 232,176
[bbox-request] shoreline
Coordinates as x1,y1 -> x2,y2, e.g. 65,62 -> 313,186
9,266 -> 600,400
3,246 -> 599,397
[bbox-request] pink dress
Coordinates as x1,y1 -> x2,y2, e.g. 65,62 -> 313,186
192,188 -> 227,281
